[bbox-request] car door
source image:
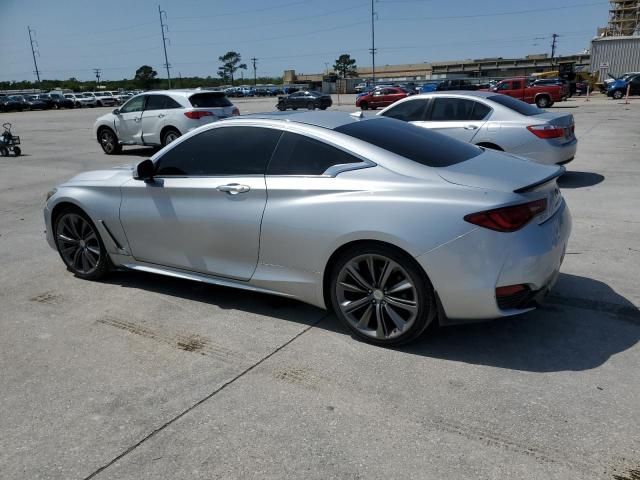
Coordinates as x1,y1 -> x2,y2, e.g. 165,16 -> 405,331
422,97 -> 490,142
495,80 -> 521,100
140,94 -> 181,145
630,75 -> 640,95
371,89 -> 387,108
114,95 -> 146,143
119,125 -> 282,281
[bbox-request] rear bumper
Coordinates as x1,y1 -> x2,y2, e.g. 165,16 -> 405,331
416,200 -> 571,322
512,137 -> 577,166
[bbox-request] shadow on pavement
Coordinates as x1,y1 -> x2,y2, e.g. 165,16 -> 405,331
559,171 -> 605,189
403,273 -> 639,372
118,147 -> 159,157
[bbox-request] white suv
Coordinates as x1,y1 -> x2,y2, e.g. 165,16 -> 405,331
93,90 -> 239,154
92,91 -> 118,107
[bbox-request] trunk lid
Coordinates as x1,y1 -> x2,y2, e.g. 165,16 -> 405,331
530,112 -> 575,142
437,149 -> 564,193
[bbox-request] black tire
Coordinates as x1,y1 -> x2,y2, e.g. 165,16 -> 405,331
329,244 -> 435,346
161,128 -> 181,147
98,127 -> 122,155
613,90 -> 624,100
97,101 -> 103,107
292,106 -> 298,110
277,104 -> 286,111
360,101 -> 369,110
53,207 -> 110,280
0,146 -> 8,157
320,106 -> 327,110
307,102 -> 315,110
535,96 -> 550,108
13,147 -> 21,156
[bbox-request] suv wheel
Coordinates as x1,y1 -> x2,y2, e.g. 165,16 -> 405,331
162,128 -> 181,147
98,128 -> 122,155
613,90 -> 624,100
535,96 -> 550,108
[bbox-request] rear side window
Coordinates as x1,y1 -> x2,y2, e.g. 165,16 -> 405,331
381,99 -> 429,122
145,94 -> 182,110
430,98 -> 479,121
267,132 -> 363,176
189,93 -> 232,108
488,95 -> 542,116
335,117 -> 481,168
155,126 -> 282,176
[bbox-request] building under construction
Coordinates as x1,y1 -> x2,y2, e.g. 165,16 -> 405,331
604,0 -> 640,36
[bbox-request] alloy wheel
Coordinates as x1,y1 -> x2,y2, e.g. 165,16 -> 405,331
100,130 -> 115,153
164,131 -> 179,145
55,213 -> 101,275
336,254 -> 419,340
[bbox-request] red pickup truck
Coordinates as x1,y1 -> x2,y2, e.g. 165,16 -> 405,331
489,77 -> 565,108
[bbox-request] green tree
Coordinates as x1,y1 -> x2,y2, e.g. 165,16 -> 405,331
218,51 -> 247,86
333,54 -> 358,79
134,65 -> 158,90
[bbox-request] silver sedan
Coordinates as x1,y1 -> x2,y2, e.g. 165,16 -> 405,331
378,91 -> 577,165
44,112 -> 571,346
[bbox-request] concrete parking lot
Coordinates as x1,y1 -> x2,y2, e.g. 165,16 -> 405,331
1,94 -> 639,480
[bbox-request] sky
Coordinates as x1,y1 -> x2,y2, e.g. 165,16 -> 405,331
0,0 -> 610,82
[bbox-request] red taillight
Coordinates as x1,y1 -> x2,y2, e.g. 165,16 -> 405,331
527,124 -> 565,139
464,199 -> 547,232
232,107 -> 240,116
496,284 -> 527,297
184,111 -> 214,119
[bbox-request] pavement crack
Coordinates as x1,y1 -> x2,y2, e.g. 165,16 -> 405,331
83,312 -> 331,480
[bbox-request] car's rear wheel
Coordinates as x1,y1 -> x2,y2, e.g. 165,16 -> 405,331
330,244 -> 435,346
360,101 -> 369,110
98,128 -> 122,155
0,146 -> 8,157
13,147 -> 21,156
277,104 -> 286,111
307,102 -> 315,110
162,128 -> 181,147
54,208 -> 110,280
535,95 -> 550,108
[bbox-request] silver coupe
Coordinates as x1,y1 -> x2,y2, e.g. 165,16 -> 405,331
44,111 -> 571,345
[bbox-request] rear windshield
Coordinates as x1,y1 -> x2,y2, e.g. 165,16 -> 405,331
334,117 -> 481,168
189,93 -> 232,108
488,95 -> 542,116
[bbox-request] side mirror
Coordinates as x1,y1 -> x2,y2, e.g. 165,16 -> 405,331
134,159 -> 155,181
112,108 -> 120,115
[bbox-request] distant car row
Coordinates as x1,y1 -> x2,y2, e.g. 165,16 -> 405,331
0,91 -> 137,112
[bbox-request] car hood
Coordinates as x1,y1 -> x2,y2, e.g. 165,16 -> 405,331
437,149 -> 564,193
62,164 -> 134,186
608,79 -> 627,89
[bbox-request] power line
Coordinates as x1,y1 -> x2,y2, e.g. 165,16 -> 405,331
551,33 -> 559,61
93,68 -> 102,88
158,5 -> 172,89
27,26 -> 41,85
371,0 -> 377,84
251,57 -> 258,86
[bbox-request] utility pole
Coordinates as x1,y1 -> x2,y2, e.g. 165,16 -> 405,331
178,71 -> 182,88
370,0 -> 377,85
551,33 -> 559,63
27,26 -> 41,85
158,5 -> 172,89
251,57 -> 258,86
93,68 -> 102,88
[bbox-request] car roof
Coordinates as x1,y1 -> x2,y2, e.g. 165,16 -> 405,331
415,91 -> 497,99
237,111 -> 368,130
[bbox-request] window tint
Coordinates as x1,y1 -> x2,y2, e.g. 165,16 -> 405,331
496,82 -> 510,91
488,95 -> 542,116
155,126 -> 281,177
188,93 -> 232,108
145,94 -> 181,110
469,101 -> 492,120
267,132 -> 363,176
120,95 -> 145,113
381,99 -> 429,122
512,81 -> 522,89
430,98 -> 477,121
335,117 -> 481,168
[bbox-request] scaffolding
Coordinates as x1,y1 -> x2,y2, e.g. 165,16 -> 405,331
605,0 -> 640,36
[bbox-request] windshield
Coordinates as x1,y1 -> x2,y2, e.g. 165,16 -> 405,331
335,117 -> 481,168
189,93 -> 232,108
488,94 -> 543,116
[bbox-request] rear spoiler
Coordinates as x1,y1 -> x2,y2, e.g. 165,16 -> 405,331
513,166 -> 565,193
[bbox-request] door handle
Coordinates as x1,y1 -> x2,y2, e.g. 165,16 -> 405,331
134,117 -> 141,122
157,114 -> 166,118
216,183 -> 250,194
464,125 -> 479,130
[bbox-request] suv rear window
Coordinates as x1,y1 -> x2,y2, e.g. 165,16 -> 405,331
488,95 -> 542,116
189,93 -> 232,108
335,117 -> 481,168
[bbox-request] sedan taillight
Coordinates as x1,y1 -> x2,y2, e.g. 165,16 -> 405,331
464,199 -> 547,232
184,111 -> 214,119
232,107 -> 240,116
526,124 -> 565,139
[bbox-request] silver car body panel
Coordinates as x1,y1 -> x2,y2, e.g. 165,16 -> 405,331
46,113 -> 571,321
377,92 -> 577,165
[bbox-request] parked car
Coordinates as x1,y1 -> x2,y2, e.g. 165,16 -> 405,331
92,92 -> 118,107
37,93 -> 74,109
529,78 -> 570,99
488,77 -> 564,108
607,73 -> 640,99
8,95 -> 30,110
355,82 -> 370,93
575,81 -> 589,96
0,96 -> 26,112
276,91 -> 332,111
378,92 -> 576,165
64,93 -> 93,108
23,95 -> 50,110
356,87 -> 409,110
436,79 -> 479,91
419,81 -> 440,93
81,93 -> 99,107
94,90 -> 239,154
46,111 -> 571,346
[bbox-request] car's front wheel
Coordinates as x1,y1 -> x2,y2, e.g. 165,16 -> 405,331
329,244 -> 435,346
613,90 -> 624,100
98,128 -> 122,155
54,208 -> 110,280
